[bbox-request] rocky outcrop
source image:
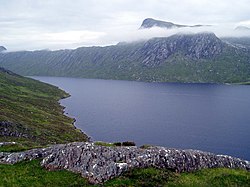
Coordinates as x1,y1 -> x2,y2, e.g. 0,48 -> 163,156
0,121 -> 32,138
140,33 -> 224,67
0,142 -> 249,184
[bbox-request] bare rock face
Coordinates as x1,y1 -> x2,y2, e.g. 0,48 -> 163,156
0,142 -> 249,184
0,121 -> 32,138
140,33 -> 224,67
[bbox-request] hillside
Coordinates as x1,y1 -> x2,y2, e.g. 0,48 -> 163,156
1,32 -> 250,83
0,67 -> 88,151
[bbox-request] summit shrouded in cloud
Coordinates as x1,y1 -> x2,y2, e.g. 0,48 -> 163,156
1,0 -> 250,51
139,18 -> 206,29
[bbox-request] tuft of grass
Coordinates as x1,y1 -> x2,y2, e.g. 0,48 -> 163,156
94,141 -> 115,147
140,144 -> 153,149
0,143 -> 29,152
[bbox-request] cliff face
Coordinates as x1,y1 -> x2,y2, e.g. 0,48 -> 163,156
140,33 -> 224,67
1,142 -> 249,184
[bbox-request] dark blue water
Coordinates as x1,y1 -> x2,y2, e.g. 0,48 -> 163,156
32,77 -> 250,160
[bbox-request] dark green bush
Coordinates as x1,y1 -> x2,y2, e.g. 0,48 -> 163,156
122,141 -> 136,146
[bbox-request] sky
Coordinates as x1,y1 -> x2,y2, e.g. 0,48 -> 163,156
1,0 -> 250,51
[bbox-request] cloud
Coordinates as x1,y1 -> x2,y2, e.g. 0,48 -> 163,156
0,0 -> 250,50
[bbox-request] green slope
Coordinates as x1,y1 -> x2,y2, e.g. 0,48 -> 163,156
0,67 -> 88,150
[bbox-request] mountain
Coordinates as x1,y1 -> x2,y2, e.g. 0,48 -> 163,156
0,46 -> 6,52
222,37 -> 250,49
140,18 -> 205,29
0,67 -> 88,151
0,32 -> 250,83
220,26 -> 250,49
235,26 -> 250,31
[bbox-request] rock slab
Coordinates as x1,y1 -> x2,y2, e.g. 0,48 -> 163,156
0,142 -> 249,184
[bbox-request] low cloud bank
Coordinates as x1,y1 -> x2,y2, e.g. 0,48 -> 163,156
2,24 -> 250,51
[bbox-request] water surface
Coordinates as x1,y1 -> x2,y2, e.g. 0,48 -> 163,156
32,77 -> 250,160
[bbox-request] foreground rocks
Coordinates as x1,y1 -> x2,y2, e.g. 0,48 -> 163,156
0,142 -> 249,184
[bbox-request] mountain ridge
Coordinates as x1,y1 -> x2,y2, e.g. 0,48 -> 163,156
0,32 -> 250,83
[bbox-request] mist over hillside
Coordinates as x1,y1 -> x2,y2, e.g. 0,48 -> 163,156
1,23 -> 250,83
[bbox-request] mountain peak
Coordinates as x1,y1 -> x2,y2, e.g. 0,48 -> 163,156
140,18 -> 179,29
235,26 -> 250,31
140,18 -> 207,29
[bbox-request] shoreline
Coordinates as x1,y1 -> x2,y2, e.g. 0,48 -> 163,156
29,75 -> 249,86
59,94 -> 91,142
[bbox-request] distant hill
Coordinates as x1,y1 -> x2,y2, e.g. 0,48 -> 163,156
0,32 -> 250,83
235,26 -> 250,31
140,18 -> 206,29
0,67 -> 88,151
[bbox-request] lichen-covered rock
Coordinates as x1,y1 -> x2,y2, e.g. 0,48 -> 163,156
0,144 -> 67,164
0,142 -> 249,184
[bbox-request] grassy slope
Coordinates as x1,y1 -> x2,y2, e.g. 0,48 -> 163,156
0,68 -> 88,151
0,160 -> 249,187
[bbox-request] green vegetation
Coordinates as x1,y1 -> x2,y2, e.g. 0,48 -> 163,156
94,141 -> 116,147
0,68 -> 88,150
0,143 -> 34,152
0,160 -> 89,187
105,167 -> 250,187
166,168 -> 250,187
235,81 -> 250,85
0,160 -> 249,187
